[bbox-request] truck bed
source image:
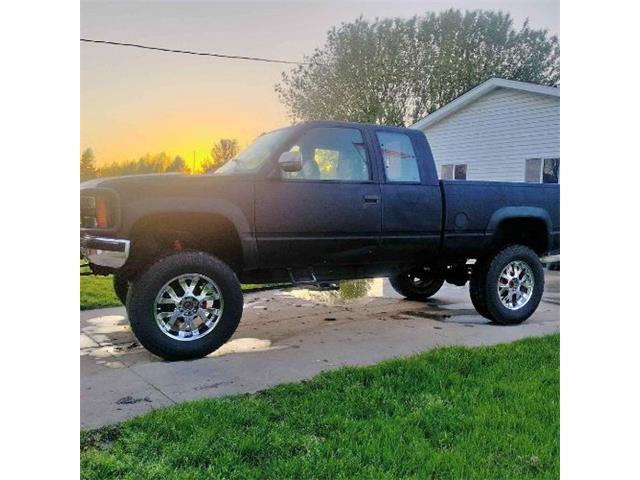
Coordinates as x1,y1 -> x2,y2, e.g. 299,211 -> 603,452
440,180 -> 560,257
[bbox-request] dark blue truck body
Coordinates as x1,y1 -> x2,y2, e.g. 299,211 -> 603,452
80,120 -> 560,359
81,120 -> 559,283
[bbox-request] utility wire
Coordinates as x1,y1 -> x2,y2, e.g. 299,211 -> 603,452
80,38 -> 310,66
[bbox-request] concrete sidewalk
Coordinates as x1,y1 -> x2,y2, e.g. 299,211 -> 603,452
81,272 -> 559,429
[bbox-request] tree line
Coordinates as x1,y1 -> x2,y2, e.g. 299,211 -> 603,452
276,9 -> 559,126
80,139 -> 240,181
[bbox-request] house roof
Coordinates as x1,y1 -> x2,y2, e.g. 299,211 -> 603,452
410,78 -> 560,131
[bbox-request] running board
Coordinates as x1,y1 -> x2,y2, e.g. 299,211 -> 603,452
287,268 -> 339,291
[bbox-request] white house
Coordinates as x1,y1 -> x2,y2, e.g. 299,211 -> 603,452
411,78 -> 559,183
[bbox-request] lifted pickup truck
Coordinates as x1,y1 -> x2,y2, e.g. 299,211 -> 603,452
81,121 -> 559,360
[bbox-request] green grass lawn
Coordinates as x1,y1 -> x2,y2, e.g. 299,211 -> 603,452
81,334 -> 559,479
80,274 -> 121,310
80,268 -> 285,310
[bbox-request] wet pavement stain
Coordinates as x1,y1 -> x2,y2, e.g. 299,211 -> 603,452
115,396 -> 151,405
287,279 -> 375,305
194,380 -> 236,391
113,341 -> 139,352
401,308 -> 479,321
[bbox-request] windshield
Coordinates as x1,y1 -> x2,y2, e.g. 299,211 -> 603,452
215,128 -> 293,175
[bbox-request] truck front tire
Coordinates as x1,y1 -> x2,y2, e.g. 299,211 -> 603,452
471,245 -> 544,325
389,270 -> 445,301
112,273 -> 129,305
126,251 -> 243,361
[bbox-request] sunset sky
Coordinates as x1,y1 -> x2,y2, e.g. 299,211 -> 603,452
81,0 -> 559,168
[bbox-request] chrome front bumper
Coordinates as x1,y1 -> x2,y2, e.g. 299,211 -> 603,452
80,235 -> 130,269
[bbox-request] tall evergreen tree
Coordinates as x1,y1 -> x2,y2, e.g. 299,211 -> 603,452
80,148 -> 97,181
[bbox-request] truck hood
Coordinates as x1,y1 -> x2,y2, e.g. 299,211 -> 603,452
80,173 -> 253,205
80,172 -> 184,189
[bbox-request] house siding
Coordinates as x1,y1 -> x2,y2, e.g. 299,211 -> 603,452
419,87 -> 559,182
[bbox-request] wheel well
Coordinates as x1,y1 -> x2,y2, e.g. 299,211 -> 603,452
492,217 -> 549,255
125,212 -> 242,277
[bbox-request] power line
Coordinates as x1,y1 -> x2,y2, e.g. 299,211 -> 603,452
80,38 -> 310,65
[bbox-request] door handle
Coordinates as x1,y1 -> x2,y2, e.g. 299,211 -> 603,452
363,195 -> 380,204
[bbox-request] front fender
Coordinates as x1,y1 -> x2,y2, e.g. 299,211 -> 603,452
121,198 -> 258,270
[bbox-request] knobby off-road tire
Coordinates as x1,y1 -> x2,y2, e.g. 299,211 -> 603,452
471,245 -> 545,325
112,273 -> 130,306
126,251 -> 243,361
389,270 -> 445,301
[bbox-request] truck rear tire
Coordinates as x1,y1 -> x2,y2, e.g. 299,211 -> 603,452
389,270 -> 445,301
126,251 -> 243,361
112,273 -> 129,306
469,258 -> 492,320
473,245 -> 544,325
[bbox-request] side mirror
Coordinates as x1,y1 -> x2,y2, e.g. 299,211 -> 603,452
278,151 -> 302,172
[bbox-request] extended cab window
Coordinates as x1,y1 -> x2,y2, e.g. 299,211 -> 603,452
284,127 -> 370,182
376,132 -> 421,182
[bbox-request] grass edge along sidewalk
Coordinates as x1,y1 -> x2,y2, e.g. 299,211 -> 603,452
80,271 -> 284,310
81,334 -> 559,479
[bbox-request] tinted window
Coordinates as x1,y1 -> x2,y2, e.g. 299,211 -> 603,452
284,127 -> 370,181
376,132 -> 420,182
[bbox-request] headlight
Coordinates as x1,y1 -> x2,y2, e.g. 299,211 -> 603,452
80,192 -> 116,229
80,196 -> 97,228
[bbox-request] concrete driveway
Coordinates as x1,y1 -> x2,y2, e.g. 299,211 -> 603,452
81,272 -> 559,429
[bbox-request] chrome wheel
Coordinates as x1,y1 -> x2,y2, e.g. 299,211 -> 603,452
154,273 -> 224,341
497,260 -> 535,310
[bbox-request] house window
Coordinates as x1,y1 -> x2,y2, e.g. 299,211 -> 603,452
441,164 -> 467,180
542,158 -> 560,183
526,158 -> 560,183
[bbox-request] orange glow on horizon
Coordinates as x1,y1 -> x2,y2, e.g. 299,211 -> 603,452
81,98 -> 290,169
81,30 -> 292,168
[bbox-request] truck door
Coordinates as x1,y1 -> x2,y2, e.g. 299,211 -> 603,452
373,128 -> 443,264
255,126 -> 382,268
